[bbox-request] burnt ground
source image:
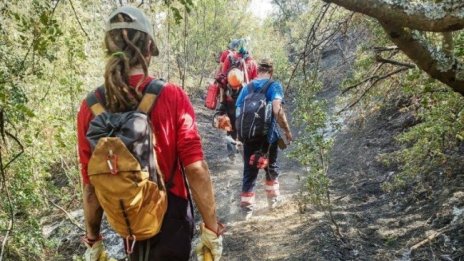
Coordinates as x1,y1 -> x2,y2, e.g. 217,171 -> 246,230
192,29 -> 463,260
326,102 -> 464,261
193,97 -> 342,261
195,92 -> 463,261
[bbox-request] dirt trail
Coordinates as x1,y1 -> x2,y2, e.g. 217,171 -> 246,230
194,100 -> 342,261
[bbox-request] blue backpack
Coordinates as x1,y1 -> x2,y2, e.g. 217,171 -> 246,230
236,80 -> 274,142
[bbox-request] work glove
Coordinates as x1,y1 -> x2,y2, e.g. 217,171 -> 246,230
83,237 -> 116,261
195,223 -> 224,261
217,115 -> 232,132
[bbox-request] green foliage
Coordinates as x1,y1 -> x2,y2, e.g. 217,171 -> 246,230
275,2 -> 343,207
381,84 -> 464,190
1,1 -> 88,259
340,19 -> 464,191
0,0 -> 293,259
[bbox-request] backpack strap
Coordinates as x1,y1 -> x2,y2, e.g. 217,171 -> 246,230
137,79 -> 166,114
259,80 -> 274,95
247,80 -> 274,95
242,58 -> 249,84
247,82 -> 254,94
86,86 -> 106,116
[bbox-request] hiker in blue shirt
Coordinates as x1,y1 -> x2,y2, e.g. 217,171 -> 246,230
235,58 -> 293,219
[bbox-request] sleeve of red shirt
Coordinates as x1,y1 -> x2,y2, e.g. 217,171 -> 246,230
222,54 -> 231,74
174,86 -> 204,166
219,50 -> 229,64
77,100 -> 94,185
248,59 -> 258,81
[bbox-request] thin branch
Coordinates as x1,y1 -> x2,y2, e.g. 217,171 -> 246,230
19,0 -> 61,73
342,62 -> 385,94
0,110 -> 4,144
343,49 -> 413,95
410,225 -> 453,252
48,199 -> 85,232
342,75 -> 378,94
3,131 -> 24,171
375,56 -> 416,68
372,46 -> 399,53
338,67 -> 410,114
181,8 -> 188,89
285,4 -> 331,92
0,147 -> 14,261
69,0 -> 90,40
0,212 -> 13,261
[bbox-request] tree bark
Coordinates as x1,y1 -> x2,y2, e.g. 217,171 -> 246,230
442,32 -> 454,55
380,21 -> 464,95
324,0 -> 464,32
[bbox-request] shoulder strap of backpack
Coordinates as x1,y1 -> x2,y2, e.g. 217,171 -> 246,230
259,80 -> 274,95
137,79 -> 166,114
247,82 -> 254,94
86,86 -> 106,116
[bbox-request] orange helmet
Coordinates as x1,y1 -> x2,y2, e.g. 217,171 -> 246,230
227,68 -> 244,90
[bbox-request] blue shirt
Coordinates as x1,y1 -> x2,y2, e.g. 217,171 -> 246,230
235,78 -> 284,143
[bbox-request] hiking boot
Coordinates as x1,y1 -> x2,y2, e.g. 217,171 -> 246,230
240,192 -> 255,220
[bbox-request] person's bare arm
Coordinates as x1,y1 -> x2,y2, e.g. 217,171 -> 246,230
272,99 -> 293,142
83,184 -> 103,240
184,160 -> 220,234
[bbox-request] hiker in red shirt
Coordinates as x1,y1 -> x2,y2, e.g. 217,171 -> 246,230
216,38 -> 258,162
221,39 -> 257,82
216,39 -> 239,73
77,6 -> 223,261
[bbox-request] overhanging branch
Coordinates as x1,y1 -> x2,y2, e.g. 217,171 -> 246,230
324,0 -> 464,32
380,21 -> 464,95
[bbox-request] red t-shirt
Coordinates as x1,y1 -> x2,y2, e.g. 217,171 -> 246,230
222,52 -> 258,83
77,75 -> 204,199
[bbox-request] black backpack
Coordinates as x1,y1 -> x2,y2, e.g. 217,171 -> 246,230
236,80 -> 274,142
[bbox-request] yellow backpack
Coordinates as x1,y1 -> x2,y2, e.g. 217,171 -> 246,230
85,80 -> 168,243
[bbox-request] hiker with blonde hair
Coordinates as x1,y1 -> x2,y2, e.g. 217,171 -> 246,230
77,6 -> 223,261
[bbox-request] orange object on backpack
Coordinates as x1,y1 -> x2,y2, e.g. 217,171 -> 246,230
205,82 -> 220,110
227,68 -> 244,90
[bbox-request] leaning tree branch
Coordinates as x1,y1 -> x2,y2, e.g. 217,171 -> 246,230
380,21 -> 464,95
338,67 -> 411,114
48,199 -> 85,232
69,0 -> 90,40
373,46 -> 399,53
324,0 -> 464,32
375,56 -> 416,69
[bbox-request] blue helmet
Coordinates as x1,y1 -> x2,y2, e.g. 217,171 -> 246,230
228,39 -> 240,50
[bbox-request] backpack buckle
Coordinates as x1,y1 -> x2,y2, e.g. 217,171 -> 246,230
107,150 -> 118,175
125,235 -> 137,254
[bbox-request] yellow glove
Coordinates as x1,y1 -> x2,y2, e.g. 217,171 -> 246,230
84,239 -> 116,261
195,223 -> 224,261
